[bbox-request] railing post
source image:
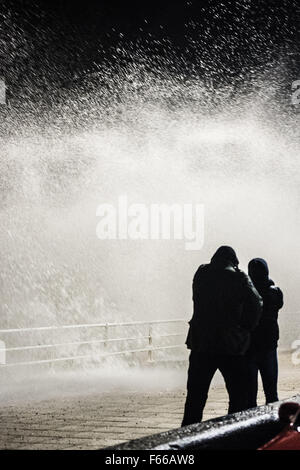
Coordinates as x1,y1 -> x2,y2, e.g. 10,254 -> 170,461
104,323 -> 108,350
148,324 -> 153,362
0,319 -> 187,368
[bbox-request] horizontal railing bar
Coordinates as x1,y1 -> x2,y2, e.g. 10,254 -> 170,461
2,336 -> 150,351
154,333 -> 185,338
0,332 -> 186,352
0,319 -> 187,334
0,344 -> 185,367
1,311 -> 296,334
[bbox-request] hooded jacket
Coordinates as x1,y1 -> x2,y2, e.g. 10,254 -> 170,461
186,246 -> 263,355
247,258 -> 284,352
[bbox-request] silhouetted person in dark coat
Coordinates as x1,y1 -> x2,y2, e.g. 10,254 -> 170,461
247,258 -> 284,407
182,246 -> 262,426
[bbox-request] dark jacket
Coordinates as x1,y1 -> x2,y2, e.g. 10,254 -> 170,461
186,251 -> 263,355
247,258 -> 284,353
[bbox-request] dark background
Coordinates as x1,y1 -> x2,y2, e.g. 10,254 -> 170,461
0,0 -> 299,97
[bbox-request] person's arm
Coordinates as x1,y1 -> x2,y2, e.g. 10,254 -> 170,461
239,272 -> 263,331
274,286 -> 284,310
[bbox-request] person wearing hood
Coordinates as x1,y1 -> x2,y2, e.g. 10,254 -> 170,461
182,246 -> 263,426
247,258 -> 284,407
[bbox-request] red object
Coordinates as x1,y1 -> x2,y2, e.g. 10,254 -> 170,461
259,402 -> 300,450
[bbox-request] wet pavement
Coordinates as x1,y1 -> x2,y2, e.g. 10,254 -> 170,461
0,352 -> 298,449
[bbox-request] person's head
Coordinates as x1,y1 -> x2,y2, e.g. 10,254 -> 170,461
248,258 -> 269,283
211,245 -> 239,268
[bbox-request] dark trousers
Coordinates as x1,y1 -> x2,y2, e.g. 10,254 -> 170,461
182,351 -> 249,426
247,348 -> 278,408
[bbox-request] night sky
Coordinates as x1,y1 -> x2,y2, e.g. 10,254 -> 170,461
0,0 -> 299,96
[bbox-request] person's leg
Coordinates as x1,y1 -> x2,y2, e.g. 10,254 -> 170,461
245,354 -> 259,408
182,351 -> 217,426
219,355 -> 249,415
259,349 -> 279,404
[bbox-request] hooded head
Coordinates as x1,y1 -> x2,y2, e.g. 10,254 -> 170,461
248,258 -> 269,284
210,245 -> 239,268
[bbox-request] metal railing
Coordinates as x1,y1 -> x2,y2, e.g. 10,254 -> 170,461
0,319 -> 188,368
